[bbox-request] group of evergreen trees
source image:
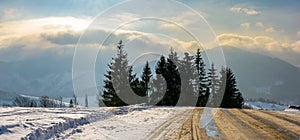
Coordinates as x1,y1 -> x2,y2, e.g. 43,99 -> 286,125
100,40 -> 244,108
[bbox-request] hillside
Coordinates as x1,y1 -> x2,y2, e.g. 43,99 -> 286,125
0,47 -> 299,104
222,47 -> 300,104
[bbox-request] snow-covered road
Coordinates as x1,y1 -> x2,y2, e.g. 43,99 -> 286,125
67,107 -> 191,140
1,106 -> 300,140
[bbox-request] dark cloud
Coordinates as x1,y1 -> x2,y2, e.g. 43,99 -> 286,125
41,31 -> 80,45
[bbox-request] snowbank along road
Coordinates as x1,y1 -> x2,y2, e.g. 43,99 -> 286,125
0,106 -> 300,140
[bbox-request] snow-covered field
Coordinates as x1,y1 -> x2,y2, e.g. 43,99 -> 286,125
1,105 -> 299,140
0,106 -> 192,140
0,107 -> 115,139
244,101 -> 287,110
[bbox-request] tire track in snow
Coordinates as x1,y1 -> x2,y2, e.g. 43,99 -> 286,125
200,108 -> 224,139
261,110 -> 300,126
229,109 -> 290,139
170,108 -> 224,140
241,110 -> 299,139
214,109 -> 261,139
175,108 -> 209,140
146,108 -> 192,140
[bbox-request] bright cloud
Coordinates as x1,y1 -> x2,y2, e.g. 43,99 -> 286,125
218,33 -> 285,52
218,33 -> 300,66
0,16 -> 203,61
229,7 -> 260,15
241,22 -> 250,29
0,17 -> 91,47
265,27 -> 276,33
291,40 -> 300,53
255,22 -> 264,28
0,0 -> 299,67
0,17 -> 92,61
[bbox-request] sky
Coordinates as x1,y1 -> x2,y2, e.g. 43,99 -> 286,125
0,0 -> 300,67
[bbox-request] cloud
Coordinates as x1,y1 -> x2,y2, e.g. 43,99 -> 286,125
229,7 -> 242,13
253,22 -> 277,33
0,17 -> 91,61
241,22 -> 250,29
218,33 -> 284,52
0,17 -> 91,47
229,7 -> 260,16
41,31 -> 80,45
218,33 -> 300,66
242,8 -> 259,15
0,16 -> 202,62
291,40 -> 300,53
1,8 -> 17,21
265,27 -> 276,33
218,34 -> 256,49
297,30 -> 300,37
255,22 -> 264,28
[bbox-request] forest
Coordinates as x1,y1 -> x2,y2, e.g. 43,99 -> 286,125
100,40 -> 244,108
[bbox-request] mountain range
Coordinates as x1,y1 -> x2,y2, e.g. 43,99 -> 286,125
0,47 -> 299,104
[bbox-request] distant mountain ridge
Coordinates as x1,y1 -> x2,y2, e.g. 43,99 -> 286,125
0,47 -> 299,104
222,47 -> 300,104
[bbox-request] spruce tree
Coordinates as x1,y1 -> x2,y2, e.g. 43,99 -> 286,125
73,94 -> 78,106
207,63 -> 220,107
85,95 -> 88,107
141,61 -> 152,97
220,67 -> 244,108
30,100 -> 37,107
194,49 -> 209,107
149,74 -> 166,105
150,57 -> 167,105
156,55 -> 181,106
128,66 -> 144,103
101,40 -> 130,107
178,52 -> 197,106
69,99 -> 74,108
168,48 -> 179,65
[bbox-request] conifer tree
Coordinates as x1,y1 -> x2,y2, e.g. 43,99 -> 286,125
73,94 -> 78,106
149,56 -> 167,105
85,95 -> 88,107
207,63 -> 220,107
194,49 -> 209,107
101,40 -> 130,106
168,48 -> 179,65
69,99 -> 74,108
141,61 -> 152,97
128,66 -> 144,103
178,52 -> 197,106
220,67 -> 244,108
156,55 -> 181,106
149,74 -> 166,105
29,100 -> 37,107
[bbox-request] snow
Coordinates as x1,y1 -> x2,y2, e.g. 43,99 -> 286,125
1,104 -> 296,139
222,108 -> 232,115
67,106 -> 184,140
0,107 -> 114,139
0,105 -> 184,140
200,108 -> 223,138
284,108 -> 300,112
244,101 -> 287,111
